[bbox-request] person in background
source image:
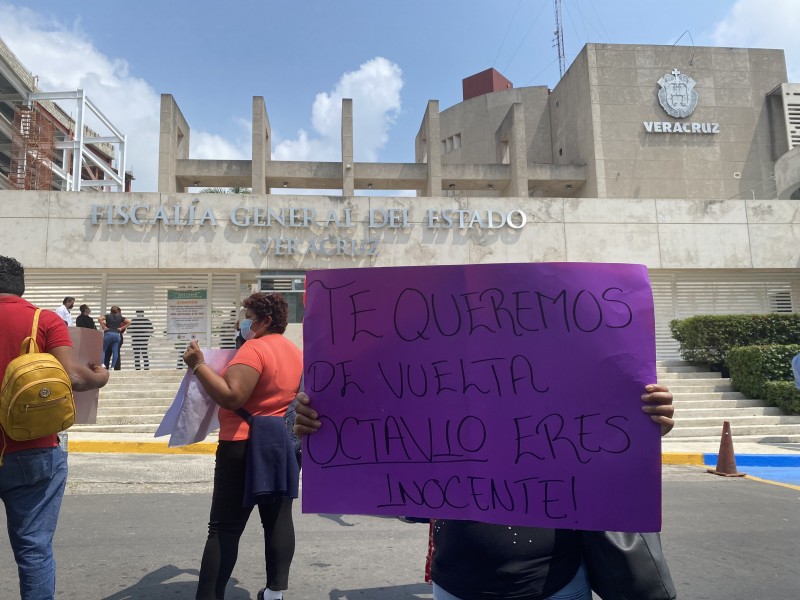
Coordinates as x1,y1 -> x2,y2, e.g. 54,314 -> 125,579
54,296 -> 75,326
75,304 -> 96,329
103,342 -> 122,370
129,310 -> 154,370
292,385 -> 675,600
234,320 -> 245,349
0,256 -> 109,599
220,310 -> 239,350
98,306 -> 130,370
183,292 -> 302,600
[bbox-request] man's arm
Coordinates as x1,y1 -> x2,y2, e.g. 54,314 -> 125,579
50,345 -> 110,391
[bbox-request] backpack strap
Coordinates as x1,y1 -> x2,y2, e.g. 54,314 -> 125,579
236,373 -> 303,426
19,309 -> 42,355
235,406 -> 253,424
3,309 -> 42,466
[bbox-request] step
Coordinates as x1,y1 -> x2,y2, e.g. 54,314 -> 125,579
670,424 -> 800,437
670,399 -> 766,409
671,392 -> 747,401
657,372 -> 722,380
103,372 -> 185,381
670,415 -> 800,427
69,424 -> 173,434
656,365 -> 707,373
94,415 -> 169,426
100,379 -> 181,394
675,407 -> 785,418
664,433 -> 800,444
656,360 -> 695,367
99,405 -> 176,415
98,398 -> 175,408
100,385 -> 179,398
665,383 -> 736,393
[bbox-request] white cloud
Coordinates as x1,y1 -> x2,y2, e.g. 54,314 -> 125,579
0,4 -> 249,192
0,6 -> 404,190
712,0 -> 800,79
190,132 -> 249,161
274,57 -> 403,162
0,6 -> 161,191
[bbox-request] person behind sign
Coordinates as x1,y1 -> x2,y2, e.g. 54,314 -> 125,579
98,306 -> 130,370
75,304 -> 96,329
0,256 -> 109,599
54,296 -> 75,326
129,309 -> 154,370
182,292 -> 302,600
292,384 -> 674,600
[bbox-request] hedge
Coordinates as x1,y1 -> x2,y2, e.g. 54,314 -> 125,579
669,314 -> 800,368
763,381 -> 800,415
726,344 -> 800,399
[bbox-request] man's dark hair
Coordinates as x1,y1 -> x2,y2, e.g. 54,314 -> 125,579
63,296 -> 75,305
0,256 -> 25,296
80,304 -> 90,313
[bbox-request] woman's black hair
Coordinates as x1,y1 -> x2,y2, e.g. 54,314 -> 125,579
242,292 -> 289,334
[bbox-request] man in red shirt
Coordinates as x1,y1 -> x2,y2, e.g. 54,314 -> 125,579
0,256 -> 109,600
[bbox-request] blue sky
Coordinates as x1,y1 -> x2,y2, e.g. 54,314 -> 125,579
1,0 -> 798,192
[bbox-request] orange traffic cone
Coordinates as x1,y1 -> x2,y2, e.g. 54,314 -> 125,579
707,420 -> 746,477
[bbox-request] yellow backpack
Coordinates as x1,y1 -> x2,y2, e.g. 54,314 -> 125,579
1,309 -> 75,441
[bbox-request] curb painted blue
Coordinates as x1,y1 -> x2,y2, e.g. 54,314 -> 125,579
703,454 -> 800,467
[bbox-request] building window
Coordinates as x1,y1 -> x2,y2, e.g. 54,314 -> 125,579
259,271 -> 306,323
441,134 -> 462,154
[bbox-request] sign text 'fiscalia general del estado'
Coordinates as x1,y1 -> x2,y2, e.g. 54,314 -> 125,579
89,203 -> 529,257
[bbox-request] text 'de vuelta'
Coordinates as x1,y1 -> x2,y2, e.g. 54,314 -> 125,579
301,262 -> 660,532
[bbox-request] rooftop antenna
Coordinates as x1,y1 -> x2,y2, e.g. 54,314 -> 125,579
553,0 -> 566,78
673,29 -> 696,66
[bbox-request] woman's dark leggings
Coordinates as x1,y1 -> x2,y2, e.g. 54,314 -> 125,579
196,440 -> 295,599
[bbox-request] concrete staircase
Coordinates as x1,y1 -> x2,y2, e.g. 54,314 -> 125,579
70,369 -> 195,436
70,362 -> 800,444
659,360 -> 800,443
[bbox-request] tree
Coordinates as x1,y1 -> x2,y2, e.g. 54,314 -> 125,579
200,187 -> 251,194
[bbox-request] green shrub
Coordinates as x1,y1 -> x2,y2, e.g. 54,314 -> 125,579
763,381 -> 800,415
727,344 -> 800,399
669,314 -> 800,368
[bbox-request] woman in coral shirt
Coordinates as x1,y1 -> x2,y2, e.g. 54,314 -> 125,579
184,292 -> 302,600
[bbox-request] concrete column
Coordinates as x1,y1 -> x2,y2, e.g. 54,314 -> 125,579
496,103 -> 529,197
158,94 -> 190,193
341,98 -> 354,196
252,96 -> 271,194
415,100 -> 442,197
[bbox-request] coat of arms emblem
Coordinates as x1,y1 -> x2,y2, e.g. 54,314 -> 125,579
657,69 -> 698,118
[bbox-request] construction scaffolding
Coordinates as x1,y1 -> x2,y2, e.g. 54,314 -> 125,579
9,103 -> 56,190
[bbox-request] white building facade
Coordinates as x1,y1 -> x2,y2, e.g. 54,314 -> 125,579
2,43 -> 800,367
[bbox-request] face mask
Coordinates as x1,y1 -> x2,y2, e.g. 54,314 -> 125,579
240,318 -> 261,340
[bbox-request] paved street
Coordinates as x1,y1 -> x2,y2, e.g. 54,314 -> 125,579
0,454 -> 798,599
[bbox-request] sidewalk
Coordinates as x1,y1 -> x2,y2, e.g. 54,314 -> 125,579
64,430 -> 800,488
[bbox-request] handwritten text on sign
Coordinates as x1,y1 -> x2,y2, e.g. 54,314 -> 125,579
301,263 -> 659,532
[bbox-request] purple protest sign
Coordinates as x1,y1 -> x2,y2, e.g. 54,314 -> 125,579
301,262 -> 660,532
